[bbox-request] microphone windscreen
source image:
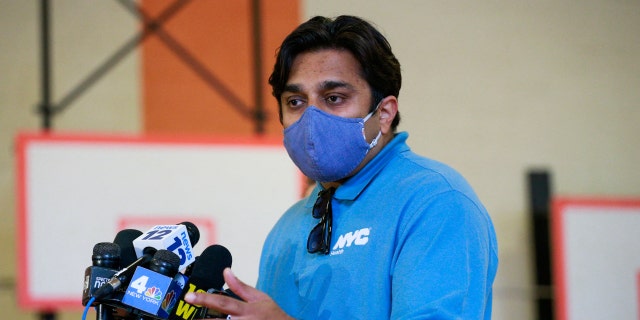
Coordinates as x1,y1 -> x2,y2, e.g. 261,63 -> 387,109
150,249 -> 181,277
92,242 -> 121,268
179,221 -> 200,246
190,244 -> 232,290
93,242 -> 120,256
113,229 -> 143,267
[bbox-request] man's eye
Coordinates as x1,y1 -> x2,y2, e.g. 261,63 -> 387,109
325,96 -> 343,104
287,99 -> 305,108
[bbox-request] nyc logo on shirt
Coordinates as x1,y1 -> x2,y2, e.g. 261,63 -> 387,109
330,227 -> 371,255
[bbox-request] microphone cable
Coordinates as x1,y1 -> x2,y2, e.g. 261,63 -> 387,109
83,296 -> 96,320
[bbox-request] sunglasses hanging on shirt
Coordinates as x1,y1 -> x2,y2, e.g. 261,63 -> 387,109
307,187 -> 336,254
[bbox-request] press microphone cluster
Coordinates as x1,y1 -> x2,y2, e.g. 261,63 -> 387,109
82,222 -> 233,320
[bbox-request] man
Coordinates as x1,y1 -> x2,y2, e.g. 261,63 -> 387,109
185,15 -> 498,319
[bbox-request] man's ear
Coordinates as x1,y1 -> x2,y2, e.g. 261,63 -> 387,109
378,96 -> 398,134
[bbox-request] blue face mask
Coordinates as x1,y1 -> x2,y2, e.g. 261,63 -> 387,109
283,105 -> 381,182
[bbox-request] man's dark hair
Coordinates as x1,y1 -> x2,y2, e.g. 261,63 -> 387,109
269,15 -> 401,130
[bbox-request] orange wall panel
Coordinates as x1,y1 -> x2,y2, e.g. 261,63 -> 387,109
141,0 -> 300,137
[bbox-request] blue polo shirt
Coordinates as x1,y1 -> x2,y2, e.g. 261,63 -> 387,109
257,132 -> 498,319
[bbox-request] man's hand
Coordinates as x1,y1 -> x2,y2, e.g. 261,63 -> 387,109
184,268 -> 294,320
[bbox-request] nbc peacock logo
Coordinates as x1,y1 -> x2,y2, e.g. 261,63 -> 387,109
161,289 -> 177,310
144,286 -> 163,301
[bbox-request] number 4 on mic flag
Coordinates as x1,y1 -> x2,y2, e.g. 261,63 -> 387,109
122,267 -> 187,318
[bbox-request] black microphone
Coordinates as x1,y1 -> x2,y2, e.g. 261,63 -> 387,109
94,229 -> 149,299
180,221 -> 200,249
93,242 -> 121,268
84,229 -> 145,320
169,244 -> 232,320
82,242 -> 121,304
114,229 -> 144,267
82,240 -> 125,320
149,249 -> 181,277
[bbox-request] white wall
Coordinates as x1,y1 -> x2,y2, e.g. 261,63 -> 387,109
1,1 -> 639,319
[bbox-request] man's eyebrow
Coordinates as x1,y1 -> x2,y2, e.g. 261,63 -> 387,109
319,80 -> 354,91
283,81 -> 355,94
283,84 -> 302,93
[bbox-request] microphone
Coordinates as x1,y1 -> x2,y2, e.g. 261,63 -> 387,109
169,244 -> 232,320
93,242 -> 121,268
133,222 -> 200,271
81,229 -> 144,320
82,242 -> 121,306
94,229 -> 157,300
114,228 -> 144,267
121,249 -> 186,318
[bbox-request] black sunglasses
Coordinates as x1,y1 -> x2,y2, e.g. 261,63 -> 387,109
307,187 -> 336,254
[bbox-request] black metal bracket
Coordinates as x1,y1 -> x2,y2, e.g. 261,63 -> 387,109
528,169 -> 554,320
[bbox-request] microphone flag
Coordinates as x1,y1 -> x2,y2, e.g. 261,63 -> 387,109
121,267 -> 188,318
133,224 -> 196,270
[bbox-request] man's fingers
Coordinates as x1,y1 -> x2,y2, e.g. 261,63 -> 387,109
183,269 -> 282,318
223,268 -> 264,303
184,291 -> 244,315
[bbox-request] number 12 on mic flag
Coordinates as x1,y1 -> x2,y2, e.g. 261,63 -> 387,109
133,225 -> 196,270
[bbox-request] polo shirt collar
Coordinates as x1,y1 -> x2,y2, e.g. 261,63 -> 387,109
335,132 -> 410,201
